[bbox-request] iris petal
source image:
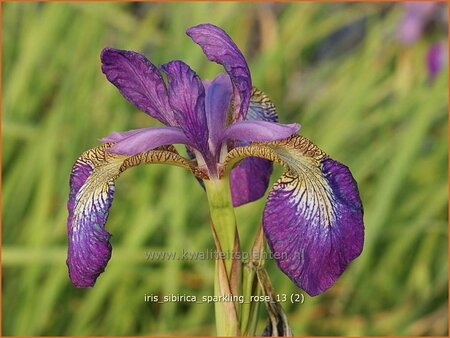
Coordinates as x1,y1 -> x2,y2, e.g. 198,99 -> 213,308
230,156 -> 273,207
67,148 -> 114,288
223,120 -> 300,143
427,43 -> 445,80
67,144 -> 196,287
205,73 -> 233,152
246,88 -> 278,123
104,127 -> 192,155
229,88 -> 298,207
100,129 -> 145,143
224,136 -> 364,296
187,24 -> 251,122
264,156 -> 363,296
101,48 -> 176,126
161,61 -> 209,156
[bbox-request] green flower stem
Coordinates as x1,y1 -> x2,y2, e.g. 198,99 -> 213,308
204,178 -> 236,276
204,178 -> 241,336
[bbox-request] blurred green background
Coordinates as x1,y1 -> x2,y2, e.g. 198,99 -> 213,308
2,2 -> 448,336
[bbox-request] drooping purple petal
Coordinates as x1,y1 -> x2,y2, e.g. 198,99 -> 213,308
205,73 -> 233,152
263,156 -> 364,296
223,120 -> 300,143
67,143 -> 197,287
161,61 -> 209,155
230,88 -> 285,206
187,24 -> 252,121
101,48 -> 177,126
223,135 -> 364,295
106,126 -> 191,155
67,146 -> 116,287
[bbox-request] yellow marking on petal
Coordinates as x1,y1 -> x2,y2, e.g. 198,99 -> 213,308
249,87 -> 277,121
223,135 -> 335,227
71,143 -> 206,232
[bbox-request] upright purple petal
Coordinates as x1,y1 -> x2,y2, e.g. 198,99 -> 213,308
101,48 -> 177,126
246,88 -> 279,123
104,126 -> 192,155
161,61 -> 209,155
187,24 -> 252,121
229,88 -> 289,206
205,73 -> 233,153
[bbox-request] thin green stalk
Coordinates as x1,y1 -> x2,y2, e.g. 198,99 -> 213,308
204,178 -> 241,336
204,179 -> 236,273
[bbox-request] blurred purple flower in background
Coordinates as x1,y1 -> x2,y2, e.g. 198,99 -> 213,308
427,42 -> 447,81
397,2 -> 447,81
397,2 -> 439,45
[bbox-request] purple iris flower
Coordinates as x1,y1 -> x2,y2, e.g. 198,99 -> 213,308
397,2 -> 439,45
67,24 -> 364,297
427,43 -> 447,80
